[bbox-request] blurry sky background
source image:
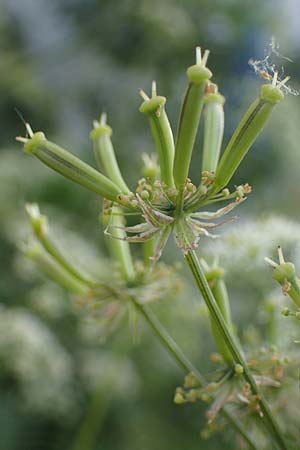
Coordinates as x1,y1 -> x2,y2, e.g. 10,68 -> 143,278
0,1 -> 300,449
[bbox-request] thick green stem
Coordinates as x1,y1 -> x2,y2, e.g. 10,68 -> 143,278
185,250 -> 289,450
134,300 -> 259,450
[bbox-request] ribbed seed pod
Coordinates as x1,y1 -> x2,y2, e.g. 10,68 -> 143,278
209,278 -> 235,364
213,82 -> 284,193
23,132 -> 122,203
90,114 -> 130,194
173,48 -> 212,196
140,83 -> 175,188
202,86 -> 225,174
102,206 -> 136,284
204,262 -> 236,364
266,247 -> 300,308
26,203 -> 95,287
25,242 -> 87,295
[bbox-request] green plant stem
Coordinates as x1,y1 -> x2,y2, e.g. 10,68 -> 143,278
134,300 -> 259,450
185,250 -> 289,450
71,388 -> 110,450
45,232 -> 257,450
39,234 -> 95,287
105,206 -> 135,283
143,238 -> 155,267
105,207 -> 258,449
26,245 -> 87,294
135,301 -> 205,382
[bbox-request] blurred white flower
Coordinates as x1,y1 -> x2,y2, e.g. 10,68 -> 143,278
79,350 -> 140,399
205,215 -> 300,277
29,284 -> 70,320
0,307 -> 77,418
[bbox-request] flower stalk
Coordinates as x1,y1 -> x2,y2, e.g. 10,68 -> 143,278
133,300 -> 259,450
184,249 -> 290,450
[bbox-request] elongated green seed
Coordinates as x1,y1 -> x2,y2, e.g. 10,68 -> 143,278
103,206 -> 135,284
213,83 -> 284,193
273,262 -> 300,307
26,243 -> 87,294
23,132 -> 122,202
202,89 -> 225,174
210,279 -> 235,364
266,247 -> 300,307
173,49 -> 212,194
140,84 -> 175,188
26,203 -> 95,287
90,114 -> 130,194
204,263 -> 235,364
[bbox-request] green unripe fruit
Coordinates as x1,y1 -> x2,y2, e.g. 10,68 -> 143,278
235,363 -> 244,375
272,262 -> 296,284
174,389 -> 185,404
187,65 -> 212,84
24,131 -> 46,154
90,124 -> 112,139
173,62 -> 212,196
213,84 -> 284,194
281,308 -> 290,317
261,84 -> 284,103
202,91 -> 225,173
140,91 -> 175,188
24,132 -> 122,203
91,117 -> 129,194
140,190 -> 150,200
272,260 -> 300,307
139,96 -> 166,114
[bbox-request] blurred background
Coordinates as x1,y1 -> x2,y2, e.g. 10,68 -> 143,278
0,1 -> 300,449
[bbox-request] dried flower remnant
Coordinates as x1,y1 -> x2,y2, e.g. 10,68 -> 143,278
25,203 -> 181,339
175,345 -> 285,427
0,308 -> 75,417
249,37 -> 298,96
